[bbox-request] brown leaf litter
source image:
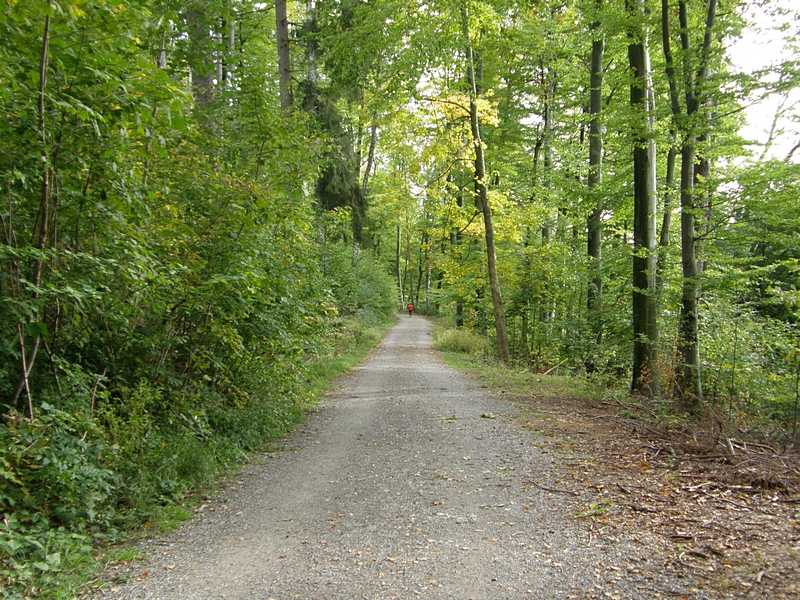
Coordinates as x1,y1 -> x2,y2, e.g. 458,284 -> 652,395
517,392 -> 800,599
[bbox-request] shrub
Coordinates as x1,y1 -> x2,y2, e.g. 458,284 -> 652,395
434,328 -> 492,356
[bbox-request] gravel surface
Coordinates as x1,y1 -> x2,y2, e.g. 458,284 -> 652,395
100,316 -> 683,599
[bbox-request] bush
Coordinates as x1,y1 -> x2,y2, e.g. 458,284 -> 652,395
434,328 -> 492,356
0,406 -> 113,595
323,245 -> 398,323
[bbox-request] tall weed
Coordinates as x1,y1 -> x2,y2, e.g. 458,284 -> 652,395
434,328 -> 492,356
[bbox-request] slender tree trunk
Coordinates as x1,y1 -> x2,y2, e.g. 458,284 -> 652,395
542,72 -> 556,243
587,0 -> 605,348
451,186 -> 464,328
276,0 -> 292,109
362,114 -> 378,199
462,6 -> 510,363
679,142 -> 702,400
657,143 -> 677,286
303,0 -> 318,113
628,0 -> 660,397
696,133 -> 711,275
396,221 -> 404,308
661,0 -> 716,405
11,6 -> 52,414
426,260 -> 431,315
520,306 -> 529,359
405,211 -> 413,305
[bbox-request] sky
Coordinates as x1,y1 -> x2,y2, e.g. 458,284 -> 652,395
727,0 -> 800,161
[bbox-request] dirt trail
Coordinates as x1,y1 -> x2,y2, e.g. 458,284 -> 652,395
102,316 -> 681,599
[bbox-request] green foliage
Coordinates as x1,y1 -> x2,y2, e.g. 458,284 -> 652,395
434,328 -> 492,356
0,406 -> 111,596
323,242 -> 398,322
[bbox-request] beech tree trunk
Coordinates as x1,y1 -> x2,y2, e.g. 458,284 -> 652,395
587,0 -> 605,348
662,0 -> 717,405
462,7 -> 510,363
187,8 -> 215,107
276,0 -> 292,109
627,0 -> 660,397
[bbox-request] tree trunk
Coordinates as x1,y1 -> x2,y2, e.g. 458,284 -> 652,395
462,7 -> 510,363
657,143 -> 677,286
11,6 -> 52,415
405,211 -> 413,305
661,0 -> 717,405
187,8 -> 215,107
628,0 -> 660,397
587,1 -> 605,347
542,71 -> 556,243
679,142 -> 702,401
362,114 -> 378,199
276,0 -> 292,109
520,306 -> 529,359
396,222 -> 404,308
302,0 -> 318,113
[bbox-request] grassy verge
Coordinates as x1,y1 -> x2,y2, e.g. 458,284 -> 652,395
431,323 -> 601,402
303,316 -> 395,405
440,351 -> 601,400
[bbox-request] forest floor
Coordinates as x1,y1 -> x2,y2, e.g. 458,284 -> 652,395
503,382 -> 800,599
88,316 -> 799,599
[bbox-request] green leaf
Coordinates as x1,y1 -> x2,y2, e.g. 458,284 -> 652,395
24,322 -> 47,338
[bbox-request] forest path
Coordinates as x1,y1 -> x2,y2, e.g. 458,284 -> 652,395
103,316 -> 669,599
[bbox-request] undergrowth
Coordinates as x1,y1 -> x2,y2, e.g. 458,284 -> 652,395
0,315 -> 393,599
433,327 -> 492,356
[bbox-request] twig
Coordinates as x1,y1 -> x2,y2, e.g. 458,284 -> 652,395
701,490 -> 750,510
89,368 -> 107,417
542,358 -> 569,376
524,480 -> 579,496
16,324 -> 34,419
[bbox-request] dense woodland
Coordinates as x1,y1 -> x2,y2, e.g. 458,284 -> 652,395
1,0 -> 799,595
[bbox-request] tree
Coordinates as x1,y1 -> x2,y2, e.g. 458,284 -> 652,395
661,0 -> 720,405
627,0 -> 660,396
587,0 -> 606,348
276,0 -> 292,108
462,3 -> 510,363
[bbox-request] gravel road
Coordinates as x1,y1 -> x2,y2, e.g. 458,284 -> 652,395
103,315 -> 679,599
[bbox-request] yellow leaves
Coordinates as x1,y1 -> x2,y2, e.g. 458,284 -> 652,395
70,4 -> 86,18
435,92 -> 500,127
475,94 -> 500,127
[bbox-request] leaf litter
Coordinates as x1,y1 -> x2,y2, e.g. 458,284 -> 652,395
516,390 -> 800,599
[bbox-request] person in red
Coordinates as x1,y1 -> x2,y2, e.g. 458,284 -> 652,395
407,303 -> 413,317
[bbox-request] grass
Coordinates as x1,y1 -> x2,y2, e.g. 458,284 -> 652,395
440,350 -> 602,401
304,316 -> 393,403
433,327 -> 492,355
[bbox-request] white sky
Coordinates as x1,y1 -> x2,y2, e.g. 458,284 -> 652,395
727,0 -> 800,161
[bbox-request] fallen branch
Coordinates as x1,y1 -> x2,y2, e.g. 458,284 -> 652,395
524,480 -> 579,496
